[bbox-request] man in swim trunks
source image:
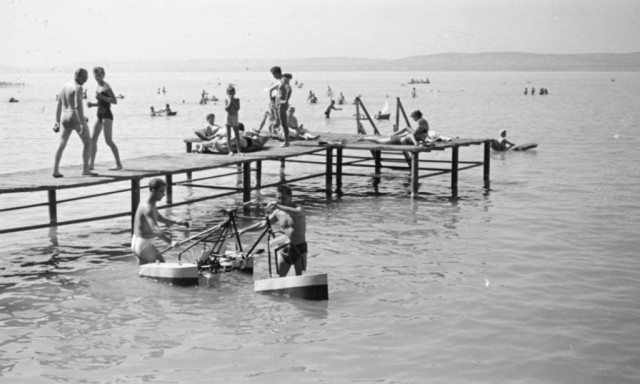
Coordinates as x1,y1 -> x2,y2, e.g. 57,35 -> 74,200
239,184 -> 307,277
268,66 -> 283,129
131,178 -> 190,265
275,73 -> 293,147
53,68 -> 96,178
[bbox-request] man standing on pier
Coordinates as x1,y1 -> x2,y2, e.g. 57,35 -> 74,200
53,68 -> 96,178
131,178 -> 190,264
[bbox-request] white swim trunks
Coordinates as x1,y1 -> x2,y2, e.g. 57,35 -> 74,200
131,234 -> 156,257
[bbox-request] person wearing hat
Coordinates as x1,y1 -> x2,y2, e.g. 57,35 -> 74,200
491,129 -> 516,151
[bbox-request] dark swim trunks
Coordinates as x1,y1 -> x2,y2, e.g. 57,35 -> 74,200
281,242 -> 307,266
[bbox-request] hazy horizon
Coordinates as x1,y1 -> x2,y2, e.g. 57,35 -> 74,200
3,0 -> 640,68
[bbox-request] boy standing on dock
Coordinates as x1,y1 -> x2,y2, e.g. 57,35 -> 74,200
239,184 -> 307,277
224,85 -> 242,156
52,68 -> 95,178
131,178 -> 190,265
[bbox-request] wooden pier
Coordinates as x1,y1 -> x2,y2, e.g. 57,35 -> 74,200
0,133 -> 490,234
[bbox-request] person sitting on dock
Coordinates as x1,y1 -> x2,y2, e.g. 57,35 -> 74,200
195,123 -> 268,153
356,109 -> 429,146
257,106 -> 277,134
131,178 -> 190,265
239,184 -> 307,277
287,106 -> 319,140
52,68 -> 96,178
490,129 -> 516,151
193,113 -> 224,141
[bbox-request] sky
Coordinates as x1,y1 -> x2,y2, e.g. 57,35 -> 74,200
2,0 -> 640,67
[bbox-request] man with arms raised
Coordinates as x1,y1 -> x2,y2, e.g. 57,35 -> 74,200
131,178 -> 190,265
53,68 -> 96,177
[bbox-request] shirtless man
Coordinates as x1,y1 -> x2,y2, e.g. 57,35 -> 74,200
53,68 -> 96,178
131,178 -> 190,265
275,73 -> 293,147
267,66 -> 283,129
239,184 -> 307,277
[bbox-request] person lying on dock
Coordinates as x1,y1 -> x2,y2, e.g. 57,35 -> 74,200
356,109 -> 429,146
194,123 -> 267,153
132,178 -> 190,265
490,129 -> 516,151
238,184 -> 307,277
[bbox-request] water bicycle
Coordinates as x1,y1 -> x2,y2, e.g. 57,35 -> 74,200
246,200 -> 328,301
139,200 -> 328,300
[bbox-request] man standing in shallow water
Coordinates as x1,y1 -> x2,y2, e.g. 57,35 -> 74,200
53,68 -> 96,178
131,178 -> 190,265
239,184 -> 307,277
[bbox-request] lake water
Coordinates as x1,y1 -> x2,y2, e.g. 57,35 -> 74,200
1,70 -> 640,383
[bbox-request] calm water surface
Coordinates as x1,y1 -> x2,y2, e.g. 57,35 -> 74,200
1,71 -> 639,383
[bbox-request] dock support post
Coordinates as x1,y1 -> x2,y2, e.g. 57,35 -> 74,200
165,174 -> 173,204
186,171 -> 192,180
47,189 -> 57,225
336,147 -> 343,195
186,142 -> 192,153
243,161 -> 251,203
483,140 -> 491,188
451,146 -> 459,192
325,147 -> 333,199
374,151 -> 382,174
411,152 -> 419,197
256,160 -> 262,188
131,179 -> 140,232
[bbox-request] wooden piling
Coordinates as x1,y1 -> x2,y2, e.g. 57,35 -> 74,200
411,152 -> 419,197
256,160 -> 262,188
48,189 -> 57,225
483,140 -> 491,188
165,174 -> 173,204
243,162 -> 251,203
131,179 -> 140,231
325,148 -> 333,199
336,147 -> 343,194
451,145 -> 459,192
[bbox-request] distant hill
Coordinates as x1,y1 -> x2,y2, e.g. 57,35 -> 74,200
4,52 -> 640,73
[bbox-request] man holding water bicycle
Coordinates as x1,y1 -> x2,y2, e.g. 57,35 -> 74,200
240,184 -> 307,277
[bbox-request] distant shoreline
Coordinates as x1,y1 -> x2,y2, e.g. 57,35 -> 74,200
2,52 -> 640,73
